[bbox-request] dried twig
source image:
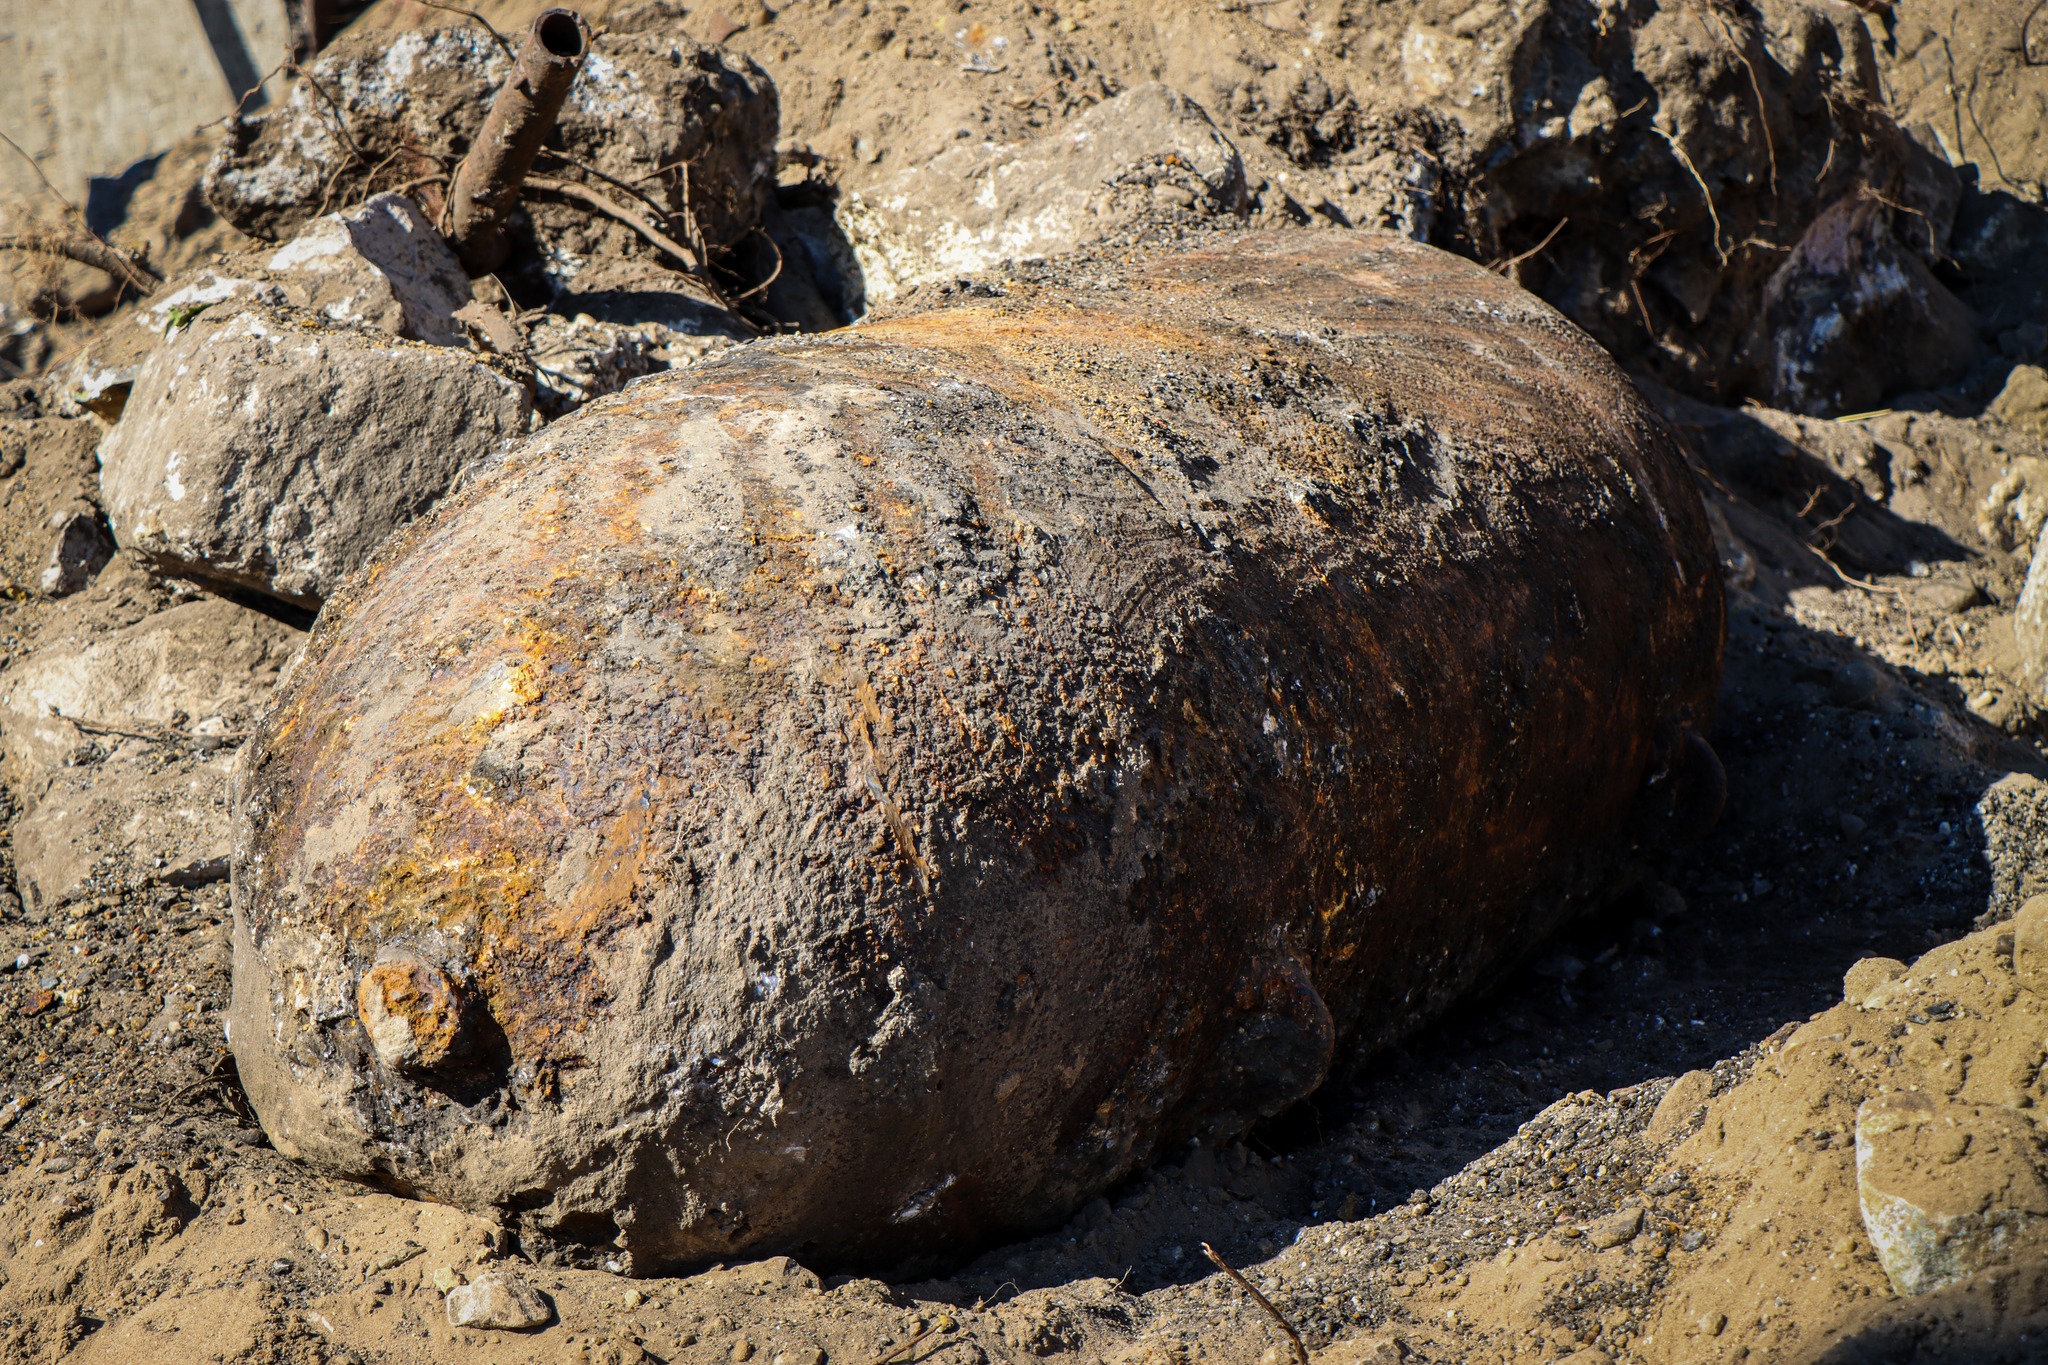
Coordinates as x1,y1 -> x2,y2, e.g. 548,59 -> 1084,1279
57,709 -> 246,748
731,225 -> 784,301
0,127 -> 161,296
863,1325 -> 940,1365
1652,124 -> 1727,265
413,0 -> 519,60
1490,216 -> 1568,275
1201,1242 -> 1308,1365
0,233 -> 160,295
537,151 -> 683,235
194,59 -> 289,133
525,175 -> 706,273
1700,7 -> 1777,201
0,127 -> 76,210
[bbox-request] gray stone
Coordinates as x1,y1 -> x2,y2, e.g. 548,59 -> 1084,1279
1585,1206 -> 1643,1250
1856,1091 -> 2048,1296
97,302 -> 532,608
37,512 -> 113,597
0,597 -> 301,913
1755,196 -> 1981,416
842,83 -> 1248,301
0,597 -> 301,800
444,1271 -> 552,1331
261,194 -> 474,347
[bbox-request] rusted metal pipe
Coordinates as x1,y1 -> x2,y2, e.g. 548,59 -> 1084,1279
229,232 -> 1724,1272
446,7 -> 588,274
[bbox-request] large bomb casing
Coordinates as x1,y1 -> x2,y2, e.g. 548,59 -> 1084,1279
230,232 -> 1722,1271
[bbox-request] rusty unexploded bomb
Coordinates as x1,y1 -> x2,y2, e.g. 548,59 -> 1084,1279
228,232 -> 1723,1270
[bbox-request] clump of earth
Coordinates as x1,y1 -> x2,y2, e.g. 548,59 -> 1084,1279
0,1 -> 2046,1362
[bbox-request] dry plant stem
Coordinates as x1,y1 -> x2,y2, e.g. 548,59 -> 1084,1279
448,8 -> 589,274
523,176 -> 703,271
413,0 -> 517,60
1653,124 -> 1728,264
536,151 -> 684,233
1200,1242 -> 1309,1365
1492,216 -> 1569,275
59,712 -> 245,747
1701,7 -> 1778,200
0,234 -> 160,296
521,175 -> 741,320
863,1325 -> 939,1365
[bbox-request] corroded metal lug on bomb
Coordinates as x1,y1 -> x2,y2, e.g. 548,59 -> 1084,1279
357,951 -> 467,1072
228,232 -> 1723,1272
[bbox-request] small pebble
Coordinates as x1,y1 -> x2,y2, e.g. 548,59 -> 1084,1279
445,1270 -> 553,1331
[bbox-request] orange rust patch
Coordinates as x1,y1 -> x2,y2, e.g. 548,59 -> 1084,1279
356,955 -> 463,1069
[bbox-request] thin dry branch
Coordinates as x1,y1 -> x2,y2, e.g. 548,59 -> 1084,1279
412,0 -> 518,60
1490,216 -> 1569,275
1201,1242 -> 1308,1365
0,232 -> 161,296
523,174 -> 718,279
862,1324 -> 940,1365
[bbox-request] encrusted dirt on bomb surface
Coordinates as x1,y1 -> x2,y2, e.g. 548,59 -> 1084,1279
2,1 -> 2048,1360
227,229 -> 1721,1273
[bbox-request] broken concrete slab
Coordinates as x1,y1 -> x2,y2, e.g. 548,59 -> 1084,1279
96,302 -> 532,608
261,194 -> 474,347
1,595 -> 301,914
841,83 -> 1248,301
0,596 -> 301,801
13,748 -> 241,914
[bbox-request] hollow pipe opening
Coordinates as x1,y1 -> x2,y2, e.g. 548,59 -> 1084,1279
536,10 -> 587,58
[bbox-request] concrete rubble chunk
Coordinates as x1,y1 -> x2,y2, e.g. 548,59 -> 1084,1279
1855,1091 -> 2048,1296
262,194 -> 474,347
842,83 -> 1248,301
97,303 -> 533,609
0,597 -> 302,914
443,1271 -> 552,1330
1754,196 -> 1981,417
230,232 -> 1722,1271
205,25 -> 778,253
38,512 -> 113,597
